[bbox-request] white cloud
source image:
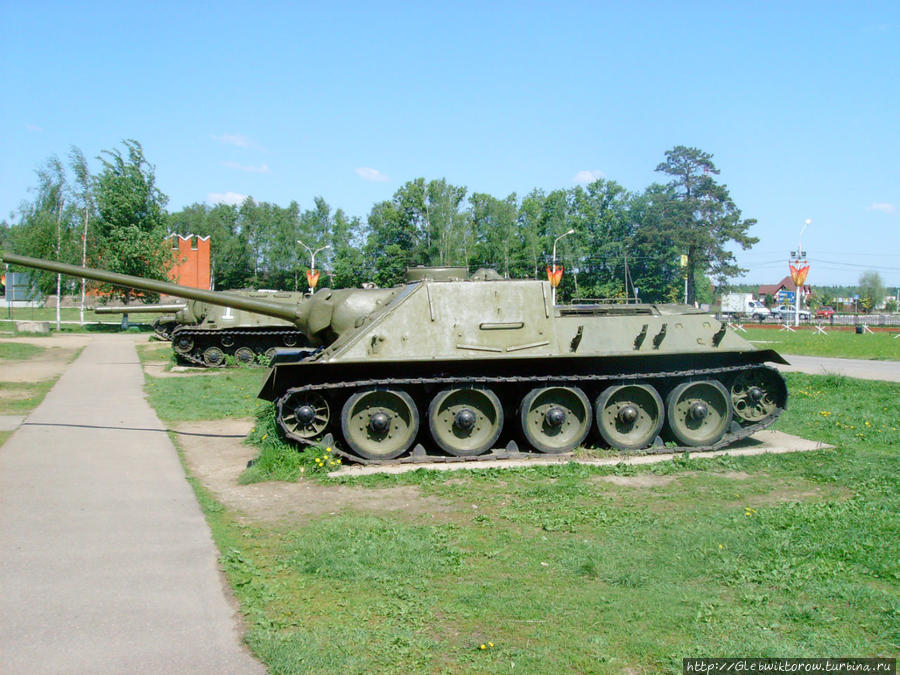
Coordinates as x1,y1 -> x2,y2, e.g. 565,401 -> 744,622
573,169 -> 606,184
224,161 -> 270,174
207,191 -> 248,206
866,202 -> 896,214
355,167 -> 390,182
211,133 -> 256,148
25,124 -> 42,132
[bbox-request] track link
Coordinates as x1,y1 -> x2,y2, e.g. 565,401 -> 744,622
275,363 -> 787,465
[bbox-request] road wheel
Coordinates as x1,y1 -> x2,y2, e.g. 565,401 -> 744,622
428,387 -> 503,457
341,389 -> 419,461
665,380 -> 732,447
595,384 -> 664,450
520,386 -> 591,454
202,346 -> 226,367
234,346 -> 256,365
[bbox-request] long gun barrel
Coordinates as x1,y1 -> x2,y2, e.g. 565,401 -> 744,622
93,304 -> 186,315
2,253 -> 307,327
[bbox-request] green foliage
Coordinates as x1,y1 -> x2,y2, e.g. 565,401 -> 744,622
8,142 -> 766,306
858,270 -> 885,312
239,405 -> 342,483
92,139 -> 170,303
652,146 -> 758,304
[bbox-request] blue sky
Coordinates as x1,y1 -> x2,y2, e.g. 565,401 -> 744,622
2,1 -> 897,287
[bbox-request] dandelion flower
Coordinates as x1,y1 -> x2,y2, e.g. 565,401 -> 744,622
480,644 -> 486,650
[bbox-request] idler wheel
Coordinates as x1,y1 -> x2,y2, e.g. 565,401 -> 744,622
595,384 -> 664,451
173,334 -> 194,355
341,389 -> 419,460
296,405 -> 317,426
428,388 -> 503,457
730,367 -> 788,424
277,391 -> 330,440
665,380 -> 732,447
519,386 -> 591,454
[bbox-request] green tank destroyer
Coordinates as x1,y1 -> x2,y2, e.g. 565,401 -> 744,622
94,293 -> 315,367
2,253 -> 789,465
163,291 -> 313,366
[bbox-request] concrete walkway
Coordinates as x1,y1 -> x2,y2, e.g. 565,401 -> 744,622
775,354 -> 900,382
0,334 -> 263,673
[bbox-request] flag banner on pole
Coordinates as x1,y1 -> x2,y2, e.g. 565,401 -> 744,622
546,266 -> 563,288
790,264 -> 809,287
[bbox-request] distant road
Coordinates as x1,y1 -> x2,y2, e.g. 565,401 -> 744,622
775,355 -> 900,383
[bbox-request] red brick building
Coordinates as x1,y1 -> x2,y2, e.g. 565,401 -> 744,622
168,234 -> 211,290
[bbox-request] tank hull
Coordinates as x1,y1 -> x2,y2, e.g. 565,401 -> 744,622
260,278 -> 789,464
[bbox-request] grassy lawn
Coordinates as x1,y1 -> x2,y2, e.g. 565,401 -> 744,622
0,306 -> 152,334
144,367 -> 269,422
145,364 -> 900,671
743,327 -> 900,360
0,341 -> 83,446
0,343 -> 55,416
0,342 -> 45,360
134,340 -> 175,365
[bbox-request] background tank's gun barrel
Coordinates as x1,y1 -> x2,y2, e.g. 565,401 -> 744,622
93,304 -> 186,315
1,252 -> 309,328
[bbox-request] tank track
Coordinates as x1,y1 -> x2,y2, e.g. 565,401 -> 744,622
151,318 -> 177,341
171,326 -> 316,367
275,363 -> 787,465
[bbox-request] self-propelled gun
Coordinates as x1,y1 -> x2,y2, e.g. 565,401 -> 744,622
2,253 -> 788,464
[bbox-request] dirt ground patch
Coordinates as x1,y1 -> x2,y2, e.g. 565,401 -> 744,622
175,419 -> 456,525
594,470 -> 752,488
0,335 -> 90,382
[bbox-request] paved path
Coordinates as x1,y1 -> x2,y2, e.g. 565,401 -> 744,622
0,334 -> 263,673
775,354 -> 900,382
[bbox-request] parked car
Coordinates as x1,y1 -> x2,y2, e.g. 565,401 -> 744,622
772,304 -> 811,320
815,306 -> 836,319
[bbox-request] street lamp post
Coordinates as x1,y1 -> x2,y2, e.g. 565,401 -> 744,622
551,228 -> 575,305
297,240 -> 331,293
793,219 -> 810,327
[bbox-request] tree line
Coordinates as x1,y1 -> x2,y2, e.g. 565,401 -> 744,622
2,141 -> 758,305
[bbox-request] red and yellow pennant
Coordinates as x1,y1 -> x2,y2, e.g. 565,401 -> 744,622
306,269 -> 321,290
546,266 -> 564,288
790,263 -> 809,287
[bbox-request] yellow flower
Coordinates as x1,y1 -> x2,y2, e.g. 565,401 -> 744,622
479,644 -> 486,650
326,447 -> 332,453
262,434 -> 268,441
488,642 -> 494,648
